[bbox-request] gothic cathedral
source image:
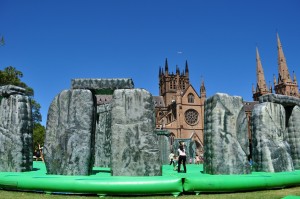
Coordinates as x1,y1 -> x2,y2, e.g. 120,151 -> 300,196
153,59 -> 206,155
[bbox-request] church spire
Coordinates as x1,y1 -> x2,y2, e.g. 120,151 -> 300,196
277,33 -> 291,83
293,71 -> 298,84
253,47 -> 270,101
255,47 -> 268,92
159,66 -> 161,77
176,65 -> 180,75
165,58 -> 169,75
185,60 -> 189,77
200,78 -> 206,98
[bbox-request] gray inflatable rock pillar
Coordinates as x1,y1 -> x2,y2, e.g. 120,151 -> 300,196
94,103 -> 111,167
155,130 -> 171,165
0,85 -> 33,172
204,93 -> 250,175
252,102 -> 294,172
44,89 -> 95,175
286,105 -> 300,169
111,89 -> 162,176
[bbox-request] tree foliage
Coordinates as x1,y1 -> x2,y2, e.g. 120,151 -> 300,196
0,66 -> 34,96
0,66 -> 45,148
33,123 -> 45,148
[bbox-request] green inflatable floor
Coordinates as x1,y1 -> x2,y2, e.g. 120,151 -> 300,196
1,162 -> 300,196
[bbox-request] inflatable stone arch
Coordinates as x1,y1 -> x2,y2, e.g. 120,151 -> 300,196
44,78 -> 162,176
252,94 -> 300,172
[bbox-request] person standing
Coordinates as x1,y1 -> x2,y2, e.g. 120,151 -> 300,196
169,151 -> 175,166
38,144 -> 44,162
195,154 -> 200,165
177,143 -> 187,173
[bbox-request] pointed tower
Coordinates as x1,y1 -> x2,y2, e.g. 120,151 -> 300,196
158,66 -> 161,77
253,47 -> 271,101
165,58 -> 169,76
200,78 -> 206,98
158,59 -> 191,106
176,65 -> 180,75
273,74 -> 277,86
293,71 -> 298,84
274,34 -> 299,97
277,33 -> 291,84
185,60 -> 189,78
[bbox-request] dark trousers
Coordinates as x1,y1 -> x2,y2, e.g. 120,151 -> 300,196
169,159 -> 174,166
178,155 -> 186,172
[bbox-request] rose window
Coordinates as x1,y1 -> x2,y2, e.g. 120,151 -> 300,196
184,109 -> 199,125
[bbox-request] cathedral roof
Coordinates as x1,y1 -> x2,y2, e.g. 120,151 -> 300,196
153,96 -> 165,107
182,84 -> 200,98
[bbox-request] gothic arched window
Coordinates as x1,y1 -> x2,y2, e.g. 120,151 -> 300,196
188,93 -> 194,103
170,133 -> 175,146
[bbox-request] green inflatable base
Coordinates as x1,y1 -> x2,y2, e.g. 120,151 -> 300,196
1,162 -> 300,196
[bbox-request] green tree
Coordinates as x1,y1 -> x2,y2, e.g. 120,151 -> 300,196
33,123 -> 45,148
31,99 -> 42,124
0,66 -> 45,149
0,66 -> 34,96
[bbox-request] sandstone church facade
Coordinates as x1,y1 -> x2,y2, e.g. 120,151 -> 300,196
153,59 -> 206,155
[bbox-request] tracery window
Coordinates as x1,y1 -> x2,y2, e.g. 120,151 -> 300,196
184,109 -> 199,125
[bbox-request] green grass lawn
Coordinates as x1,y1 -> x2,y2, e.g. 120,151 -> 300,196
1,186 -> 300,199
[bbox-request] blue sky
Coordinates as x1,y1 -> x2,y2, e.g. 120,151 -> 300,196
1,0 -> 300,125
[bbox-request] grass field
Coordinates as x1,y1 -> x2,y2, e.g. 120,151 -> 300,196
1,186 -> 300,199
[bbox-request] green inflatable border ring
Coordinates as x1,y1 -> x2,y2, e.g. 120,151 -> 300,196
184,170 -> 300,193
1,162 -> 300,196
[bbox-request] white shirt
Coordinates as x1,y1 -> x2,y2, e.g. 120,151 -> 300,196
169,153 -> 174,160
178,148 -> 186,156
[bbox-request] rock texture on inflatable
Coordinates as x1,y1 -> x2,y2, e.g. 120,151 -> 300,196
44,89 -> 95,175
94,103 -> 111,167
252,102 -> 293,172
287,105 -> 300,169
110,89 -> 161,176
204,93 -> 250,175
0,85 -> 33,172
